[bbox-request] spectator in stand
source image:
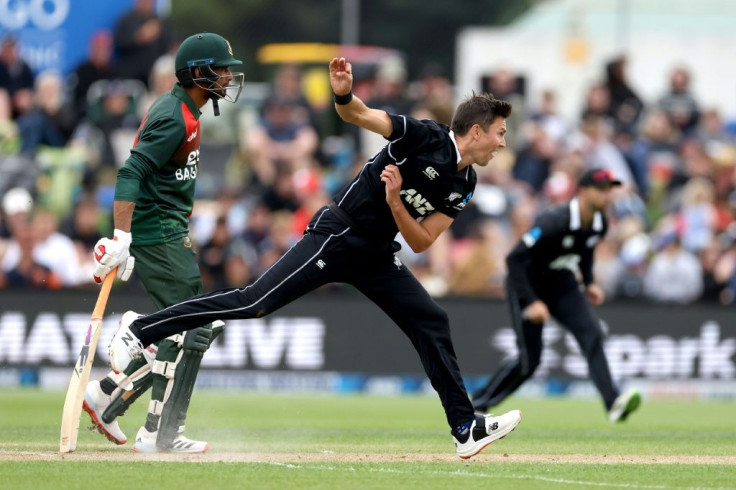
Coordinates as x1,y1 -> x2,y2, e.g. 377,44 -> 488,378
713,223 -> 736,304
643,230 -> 703,304
290,167 -> 329,234
69,30 -> 117,120
485,67 -> 525,149
699,235 -> 726,302
629,109 -> 681,206
529,89 -> 568,144
199,215 -> 232,291
513,121 -> 559,193
2,218 -> 62,289
593,237 -> 625,300
2,206 -> 83,287
676,177 -> 718,253
411,63 -> 455,125
241,201 -> 273,254
569,115 -> 635,189
259,166 -> 300,213
113,0 -> 171,87
360,57 -> 413,157
0,36 -> 34,118
616,216 -> 651,299
28,209 -> 84,286
697,109 -> 734,159
542,170 -> 577,206
604,56 -> 644,132
60,194 -> 111,280
0,86 -> 11,120
243,96 -> 319,187
222,239 -> 256,288
256,210 -> 298,273
1,187 -> 33,239
447,220 -> 507,298
89,80 -> 143,168
262,63 -> 318,130
611,127 -> 648,199
580,84 -> 612,125
17,71 -> 77,157
138,54 -> 176,116
659,67 -> 700,136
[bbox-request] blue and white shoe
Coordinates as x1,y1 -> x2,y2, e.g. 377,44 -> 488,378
452,410 -> 522,459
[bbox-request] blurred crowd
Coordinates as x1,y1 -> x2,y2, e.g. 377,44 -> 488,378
2,6 -> 736,306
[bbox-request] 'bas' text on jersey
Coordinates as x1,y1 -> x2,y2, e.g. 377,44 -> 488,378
115,84 -> 203,246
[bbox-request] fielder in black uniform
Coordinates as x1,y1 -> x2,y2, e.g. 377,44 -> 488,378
472,168 -> 641,423
108,57 -> 522,459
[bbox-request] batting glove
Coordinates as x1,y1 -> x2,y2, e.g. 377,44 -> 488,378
93,229 -> 135,283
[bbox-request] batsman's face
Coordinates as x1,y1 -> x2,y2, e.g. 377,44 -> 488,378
209,66 -> 245,103
211,66 -> 233,98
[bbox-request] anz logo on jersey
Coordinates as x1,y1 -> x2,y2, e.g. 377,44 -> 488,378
400,189 -> 435,215
176,149 -> 199,181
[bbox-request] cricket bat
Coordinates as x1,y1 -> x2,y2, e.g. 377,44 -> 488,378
59,269 -> 116,453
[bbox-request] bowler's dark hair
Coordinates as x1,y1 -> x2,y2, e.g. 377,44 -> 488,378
450,92 -> 512,136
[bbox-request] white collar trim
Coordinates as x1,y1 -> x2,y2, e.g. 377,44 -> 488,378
593,211 -> 603,231
569,198 -> 581,230
449,130 -> 462,165
570,197 -> 604,231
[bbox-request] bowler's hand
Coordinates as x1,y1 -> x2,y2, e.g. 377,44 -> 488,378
586,283 -> 605,306
380,164 -> 403,207
523,300 -> 550,325
329,57 -> 353,96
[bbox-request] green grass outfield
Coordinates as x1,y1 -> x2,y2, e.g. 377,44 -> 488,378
1,389 -> 734,489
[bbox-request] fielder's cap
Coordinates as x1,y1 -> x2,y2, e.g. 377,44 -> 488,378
578,168 -> 622,189
175,32 -> 242,72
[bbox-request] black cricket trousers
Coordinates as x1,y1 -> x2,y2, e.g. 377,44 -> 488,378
472,272 -> 619,412
130,220 -> 475,429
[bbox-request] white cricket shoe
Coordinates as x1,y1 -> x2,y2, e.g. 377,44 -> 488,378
608,388 -> 642,423
133,426 -> 210,454
109,311 -> 144,374
82,380 -> 127,445
453,410 -> 522,459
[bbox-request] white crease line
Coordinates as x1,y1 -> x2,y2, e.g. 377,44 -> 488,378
264,461 -> 730,490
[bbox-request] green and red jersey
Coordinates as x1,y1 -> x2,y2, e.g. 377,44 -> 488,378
114,84 -> 202,245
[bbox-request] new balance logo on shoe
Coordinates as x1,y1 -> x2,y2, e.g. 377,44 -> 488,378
121,332 -> 135,347
453,410 -> 522,460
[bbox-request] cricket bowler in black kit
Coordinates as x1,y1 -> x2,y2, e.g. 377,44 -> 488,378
472,168 -> 641,423
109,57 -> 522,459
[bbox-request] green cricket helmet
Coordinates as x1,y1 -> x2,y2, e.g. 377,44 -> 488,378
175,32 -> 244,107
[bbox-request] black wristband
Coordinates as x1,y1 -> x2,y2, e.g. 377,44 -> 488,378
333,91 -> 353,105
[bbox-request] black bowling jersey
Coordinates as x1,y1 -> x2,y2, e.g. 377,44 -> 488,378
329,114 -> 477,243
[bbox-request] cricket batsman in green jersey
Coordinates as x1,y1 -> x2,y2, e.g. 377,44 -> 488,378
82,32 -> 244,453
